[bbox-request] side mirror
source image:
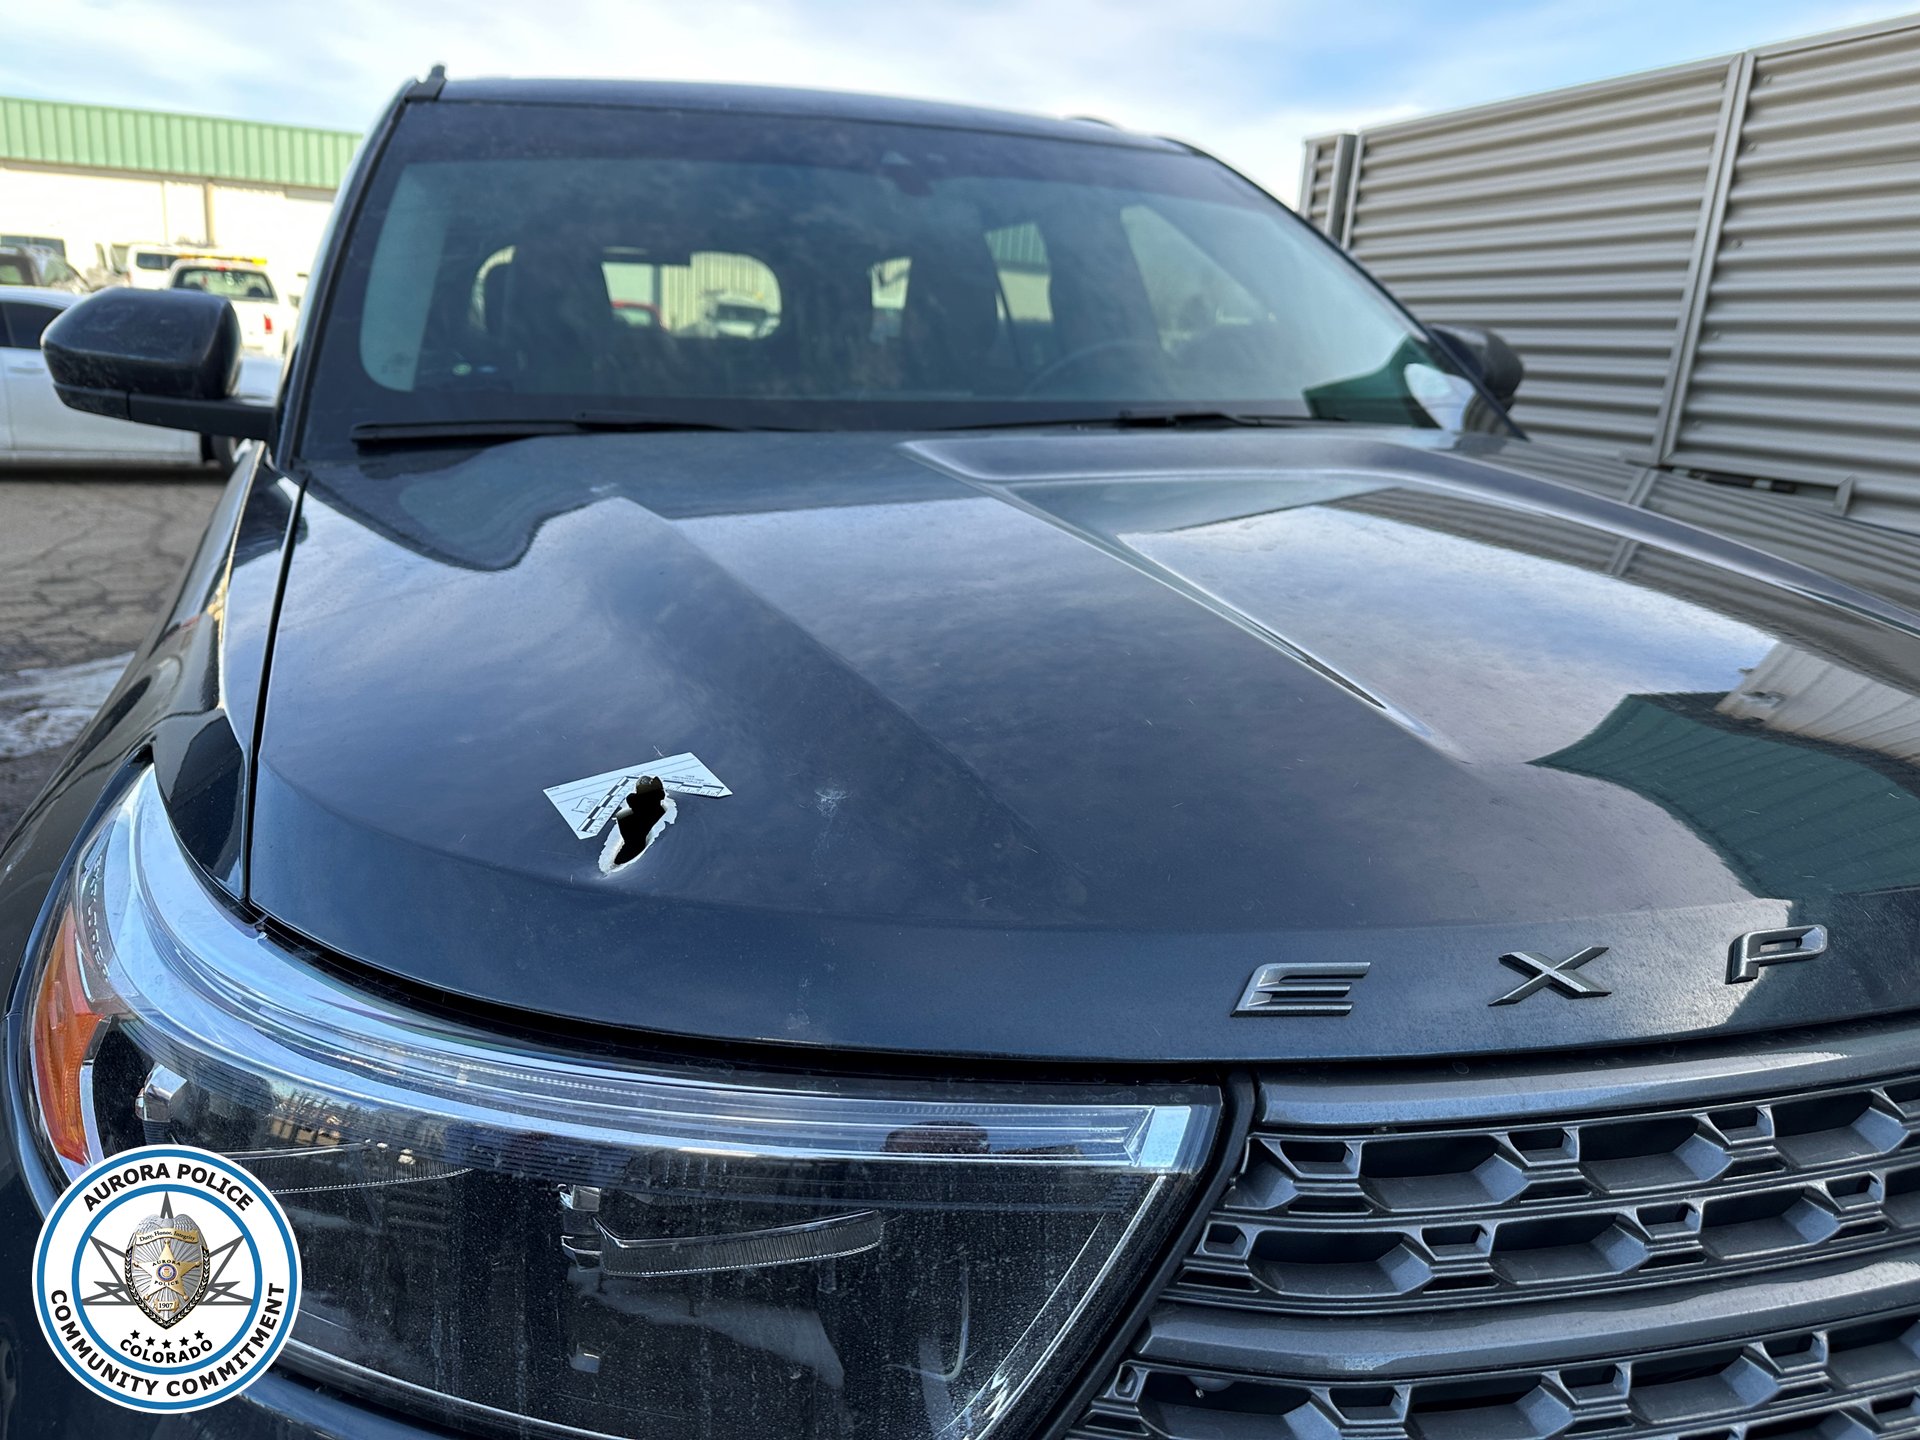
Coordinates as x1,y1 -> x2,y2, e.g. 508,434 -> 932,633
1428,323 -> 1524,407
42,288 -> 274,441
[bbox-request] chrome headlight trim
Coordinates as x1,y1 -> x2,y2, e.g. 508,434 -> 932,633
17,768 -> 1220,1440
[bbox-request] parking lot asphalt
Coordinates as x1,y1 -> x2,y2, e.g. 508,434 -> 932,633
0,472 -> 224,839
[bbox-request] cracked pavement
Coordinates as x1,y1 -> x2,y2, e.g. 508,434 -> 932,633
0,474 -> 224,839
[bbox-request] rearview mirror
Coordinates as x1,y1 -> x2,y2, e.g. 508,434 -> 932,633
42,288 -> 275,442
1427,323 -> 1524,407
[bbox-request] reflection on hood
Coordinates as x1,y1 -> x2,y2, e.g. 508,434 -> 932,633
1541,689 -> 1920,898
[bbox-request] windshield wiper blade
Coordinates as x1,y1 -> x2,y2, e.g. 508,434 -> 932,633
1112,410 -> 1314,428
934,409 -> 1316,432
350,412 -> 767,446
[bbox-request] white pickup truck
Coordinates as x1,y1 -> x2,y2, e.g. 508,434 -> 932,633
165,259 -> 293,354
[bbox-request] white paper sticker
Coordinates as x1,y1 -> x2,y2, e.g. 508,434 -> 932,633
544,753 -> 732,839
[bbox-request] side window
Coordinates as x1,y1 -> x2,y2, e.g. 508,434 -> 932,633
662,252 -> 781,339
984,222 -> 1053,367
470,246 -> 782,341
601,250 -> 660,329
985,222 -> 1051,324
468,245 -> 516,337
1120,204 -> 1266,351
870,256 -> 910,342
0,302 -> 58,350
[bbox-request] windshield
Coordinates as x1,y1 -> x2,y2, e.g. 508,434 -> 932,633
173,265 -> 277,301
303,101 -> 1503,454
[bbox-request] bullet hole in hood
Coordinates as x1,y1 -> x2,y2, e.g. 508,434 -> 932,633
602,776 -> 676,872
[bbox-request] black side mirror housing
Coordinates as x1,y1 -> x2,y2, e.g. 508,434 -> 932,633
42,288 -> 275,442
1428,323 -> 1524,407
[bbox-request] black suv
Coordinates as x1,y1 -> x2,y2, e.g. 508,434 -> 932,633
7,74 -> 1920,1440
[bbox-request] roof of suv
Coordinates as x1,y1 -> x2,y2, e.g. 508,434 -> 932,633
436,78 -> 1186,152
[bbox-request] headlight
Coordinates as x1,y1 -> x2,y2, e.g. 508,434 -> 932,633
15,770 -> 1217,1439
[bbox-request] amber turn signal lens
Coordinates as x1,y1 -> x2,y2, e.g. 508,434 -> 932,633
30,911 -> 107,1167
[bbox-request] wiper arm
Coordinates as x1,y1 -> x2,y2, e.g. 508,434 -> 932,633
350,411 -> 771,446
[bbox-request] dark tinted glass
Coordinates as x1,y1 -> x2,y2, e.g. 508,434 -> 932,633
303,102 -> 1499,453
0,301 -> 59,349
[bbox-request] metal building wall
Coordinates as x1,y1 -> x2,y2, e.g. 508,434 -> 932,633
1665,22 -> 1920,507
1333,59 -> 1735,457
1303,14 -> 1920,508
1296,134 -> 1354,236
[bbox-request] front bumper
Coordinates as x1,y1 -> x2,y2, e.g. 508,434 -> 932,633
13,1020 -> 1920,1437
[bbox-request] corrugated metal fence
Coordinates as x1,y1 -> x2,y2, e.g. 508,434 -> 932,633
1304,14 -> 1920,511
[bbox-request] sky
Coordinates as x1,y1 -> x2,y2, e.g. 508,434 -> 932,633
5,0 -> 1913,201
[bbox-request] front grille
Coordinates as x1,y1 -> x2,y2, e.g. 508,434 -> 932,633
1066,1037 -> 1920,1440
1074,1307 -> 1920,1440
1180,1076 -> 1920,1314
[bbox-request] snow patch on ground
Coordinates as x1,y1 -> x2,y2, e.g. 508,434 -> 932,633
0,653 -> 133,760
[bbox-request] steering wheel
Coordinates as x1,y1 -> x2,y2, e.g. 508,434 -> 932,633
1021,338 -> 1168,397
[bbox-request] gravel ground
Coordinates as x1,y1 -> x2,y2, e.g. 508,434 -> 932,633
0,472 -> 224,839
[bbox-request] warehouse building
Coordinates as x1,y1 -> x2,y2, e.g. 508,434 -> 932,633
1301,13 -> 1919,526
0,95 -> 356,292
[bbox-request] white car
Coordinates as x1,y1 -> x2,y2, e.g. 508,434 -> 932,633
166,260 -> 293,355
0,288 -> 277,467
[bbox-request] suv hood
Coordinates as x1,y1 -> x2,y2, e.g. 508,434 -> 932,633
247,429 -> 1920,1062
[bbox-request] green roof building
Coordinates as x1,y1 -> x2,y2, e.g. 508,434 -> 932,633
0,95 -> 359,281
